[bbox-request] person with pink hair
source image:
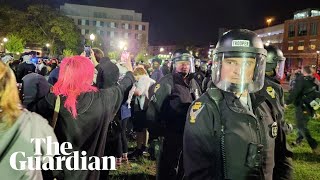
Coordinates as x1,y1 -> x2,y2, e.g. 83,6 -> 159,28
33,54 -> 134,180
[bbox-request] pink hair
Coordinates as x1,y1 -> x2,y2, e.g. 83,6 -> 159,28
53,56 -> 97,118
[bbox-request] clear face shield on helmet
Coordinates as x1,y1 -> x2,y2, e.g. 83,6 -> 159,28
172,53 -> 195,74
211,52 -> 266,94
275,59 -> 285,79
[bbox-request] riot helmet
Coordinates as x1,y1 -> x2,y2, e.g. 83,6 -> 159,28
200,61 -> 208,73
171,49 -> 195,75
211,29 -> 267,94
171,49 -> 189,59
152,57 -> 162,69
195,58 -> 201,68
264,45 -> 286,79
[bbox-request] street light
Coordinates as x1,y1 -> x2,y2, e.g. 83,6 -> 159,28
266,18 -> 274,27
89,34 -> 95,46
3,37 -> 8,53
118,41 -> 126,50
160,47 -> 164,52
46,43 -> 50,56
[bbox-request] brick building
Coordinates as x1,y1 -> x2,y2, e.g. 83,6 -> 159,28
282,9 -> 320,70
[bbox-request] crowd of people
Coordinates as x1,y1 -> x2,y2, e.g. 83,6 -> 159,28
0,29 -> 320,180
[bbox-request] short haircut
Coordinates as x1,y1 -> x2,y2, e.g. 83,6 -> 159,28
133,66 -> 148,76
92,48 -> 104,62
303,65 -> 312,75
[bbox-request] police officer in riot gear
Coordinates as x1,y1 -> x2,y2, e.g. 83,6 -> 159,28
257,44 -> 293,179
286,65 -> 320,154
184,29 -> 282,180
194,60 -> 207,92
147,49 -> 201,180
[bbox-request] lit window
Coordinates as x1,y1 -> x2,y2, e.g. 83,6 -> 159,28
309,41 -> 316,50
298,42 -> 304,50
288,42 -> 294,51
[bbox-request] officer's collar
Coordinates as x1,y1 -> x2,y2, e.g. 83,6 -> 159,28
172,72 -> 192,85
222,91 -> 266,114
265,75 -> 280,84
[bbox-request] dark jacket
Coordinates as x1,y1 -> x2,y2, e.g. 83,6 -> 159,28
22,73 -> 50,110
184,88 -> 276,180
33,72 -> 134,180
257,76 -> 293,180
147,73 -> 202,134
96,57 -> 120,89
16,62 -> 36,83
151,68 -> 164,82
161,65 -> 170,76
48,67 -> 60,85
286,75 -> 318,106
193,71 -> 205,91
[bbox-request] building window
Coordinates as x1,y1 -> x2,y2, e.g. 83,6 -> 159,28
110,31 -> 114,38
78,19 -> 81,25
138,25 -> 142,31
135,25 -> 139,30
142,25 -> 146,31
288,24 -> 295,37
110,22 -> 118,28
298,41 -> 304,50
309,40 -> 317,50
85,20 -> 89,26
81,29 -> 85,35
135,34 -> 142,40
288,42 -> 294,51
128,24 -> 132,30
122,23 -> 129,29
310,22 -> 318,36
97,30 -> 104,36
298,22 -> 307,36
93,21 -> 97,26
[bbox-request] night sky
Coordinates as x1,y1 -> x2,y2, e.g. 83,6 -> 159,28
2,0 -> 320,45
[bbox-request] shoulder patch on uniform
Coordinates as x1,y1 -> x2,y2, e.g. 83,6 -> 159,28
189,102 -> 205,124
154,84 -> 160,93
266,86 -> 276,99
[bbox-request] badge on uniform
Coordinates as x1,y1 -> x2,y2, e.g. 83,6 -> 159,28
154,84 -> 160,93
266,86 -> 276,99
269,122 -> 278,138
189,102 -> 204,123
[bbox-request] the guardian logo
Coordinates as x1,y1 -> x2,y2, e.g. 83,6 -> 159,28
9,136 -> 116,171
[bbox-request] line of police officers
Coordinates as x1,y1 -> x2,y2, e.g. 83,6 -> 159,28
146,29 -> 295,180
